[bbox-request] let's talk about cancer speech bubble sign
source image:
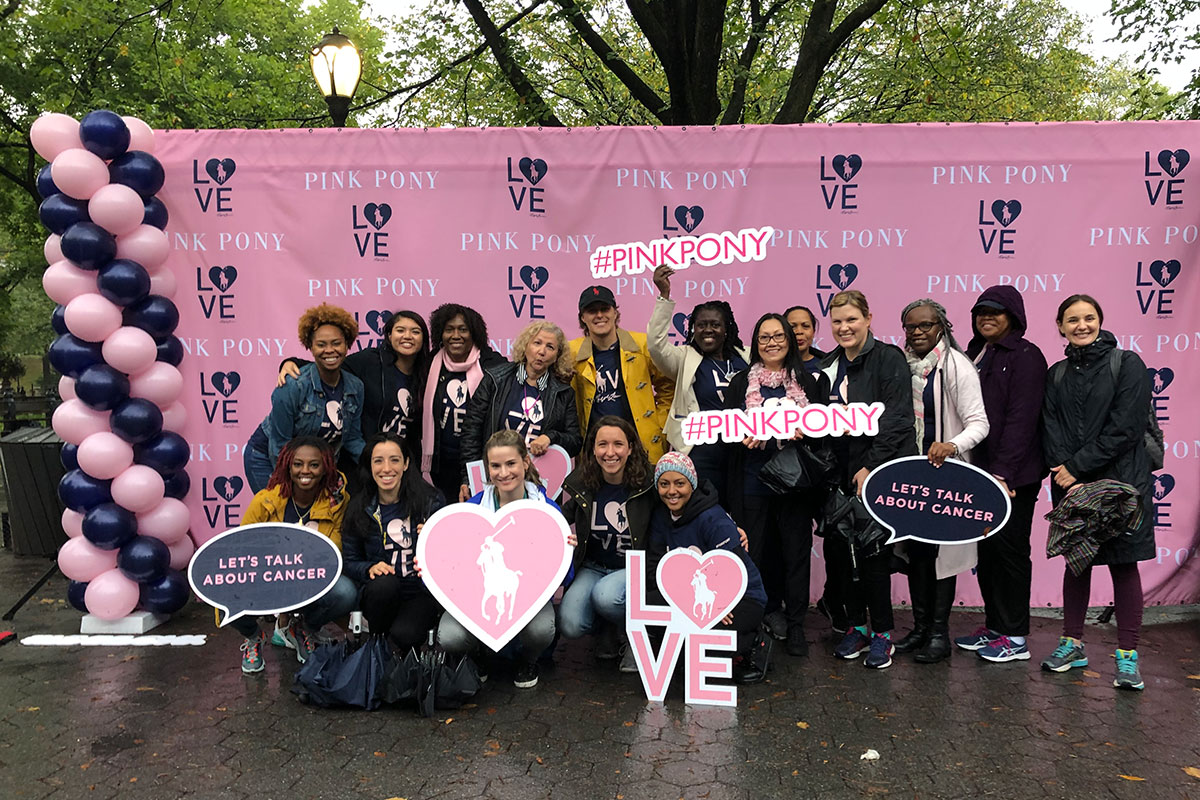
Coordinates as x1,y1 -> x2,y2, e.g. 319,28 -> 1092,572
187,522 -> 343,626
861,456 -> 1012,546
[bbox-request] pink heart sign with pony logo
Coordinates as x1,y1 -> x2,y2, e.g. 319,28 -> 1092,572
656,548 -> 748,631
416,499 -> 572,652
465,444 -> 573,500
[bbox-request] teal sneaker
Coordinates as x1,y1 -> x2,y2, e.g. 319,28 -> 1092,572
1040,636 -> 1087,673
240,631 -> 265,674
1113,649 -> 1145,690
271,620 -> 294,649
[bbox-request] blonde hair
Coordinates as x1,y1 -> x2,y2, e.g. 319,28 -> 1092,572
829,290 -> 870,316
512,321 -> 574,382
483,429 -> 542,486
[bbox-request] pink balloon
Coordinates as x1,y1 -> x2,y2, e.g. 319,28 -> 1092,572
122,117 -> 155,153
111,464 -> 165,513
167,535 -> 195,571
62,508 -> 85,539
51,148 -> 110,200
64,293 -> 123,342
51,399 -> 112,445
129,362 -> 183,407
45,234 -> 64,264
88,183 -> 145,236
58,376 -> 77,401
148,268 -> 176,298
115,225 -> 168,270
30,113 -> 81,161
84,569 -> 141,620
76,431 -> 134,480
161,402 -> 188,434
101,326 -> 157,375
57,537 -> 118,582
136,498 -> 190,544
43,259 -> 98,305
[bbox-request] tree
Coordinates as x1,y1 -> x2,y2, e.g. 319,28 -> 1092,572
1110,0 -> 1200,117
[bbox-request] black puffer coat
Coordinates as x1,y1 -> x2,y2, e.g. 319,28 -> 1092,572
1041,331 -> 1154,564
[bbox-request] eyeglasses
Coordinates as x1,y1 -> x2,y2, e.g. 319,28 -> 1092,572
756,333 -> 787,344
903,321 -> 940,334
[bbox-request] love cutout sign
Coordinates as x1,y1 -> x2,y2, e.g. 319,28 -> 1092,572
625,548 -> 749,707
416,499 -> 572,653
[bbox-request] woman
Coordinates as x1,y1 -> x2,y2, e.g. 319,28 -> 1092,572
648,265 -> 749,496
724,313 -> 825,658
341,434 -> 445,650
436,429 -> 575,688
953,286 -> 1048,663
785,305 -> 827,379
244,304 -> 364,494
420,304 -> 507,504
559,416 -> 656,671
235,436 -> 358,674
459,321 -> 582,493
645,452 -> 770,684
820,290 -> 917,670
892,300 -> 989,664
1040,294 -> 1153,690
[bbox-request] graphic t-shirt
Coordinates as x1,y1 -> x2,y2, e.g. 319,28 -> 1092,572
590,344 -> 633,426
585,482 -> 631,570
693,354 -> 747,411
319,380 -> 344,449
502,381 -> 544,444
382,366 -> 414,439
380,501 -> 418,578
437,368 -> 470,461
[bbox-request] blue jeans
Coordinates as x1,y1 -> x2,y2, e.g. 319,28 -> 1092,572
558,563 -> 626,640
230,575 -> 359,638
243,438 -> 274,496
437,601 -> 555,664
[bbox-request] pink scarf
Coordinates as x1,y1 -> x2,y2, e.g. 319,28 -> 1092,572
745,362 -> 808,409
421,347 -> 485,479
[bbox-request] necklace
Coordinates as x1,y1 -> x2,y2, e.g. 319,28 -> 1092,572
290,498 -> 312,526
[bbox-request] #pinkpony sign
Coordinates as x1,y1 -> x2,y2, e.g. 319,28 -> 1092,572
588,226 -> 774,278
625,549 -> 749,707
679,401 -> 885,447
416,499 -> 572,652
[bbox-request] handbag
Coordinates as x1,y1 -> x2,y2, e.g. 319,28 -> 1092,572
760,442 -> 837,494
820,486 -> 890,554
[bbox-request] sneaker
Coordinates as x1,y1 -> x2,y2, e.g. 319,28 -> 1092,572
978,636 -> 1031,663
763,610 -> 788,641
1113,649 -> 1144,690
786,627 -> 809,657
953,626 -> 998,652
834,628 -> 871,660
618,643 -> 639,674
595,625 -> 621,660
863,634 -> 893,670
271,619 -> 294,649
286,622 -> 317,664
240,632 -> 265,674
513,662 -> 539,689
1040,636 -> 1088,673
749,628 -> 774,675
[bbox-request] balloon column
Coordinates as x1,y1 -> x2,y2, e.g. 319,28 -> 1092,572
34,111 -> 192,622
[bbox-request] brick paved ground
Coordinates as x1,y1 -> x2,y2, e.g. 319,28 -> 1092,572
1,550 -> 1198,800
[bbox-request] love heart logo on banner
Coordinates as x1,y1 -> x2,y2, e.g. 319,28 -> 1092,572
213,475 -> 243,502
671,313 -> 687,338
466,445 -> 573,500
519,265 -> 549,292
365,309 -> 392,335
1154,473 -> 1176,500
1149,259 -> 1181,288
1148,367 -> 1175,394
991,199 -> 1022,227
211,371 -> 240,397
208,265 -> 237,292
832,153 -> 862,181
416,499 -> 571,652
518,157 -> 548,185
204,158 -> 236,184
828,263 -> 858,290
1157,148 -> 1189,176
674,205 -> 704,232
363,202 -> 392,230
656,548 -> 748,631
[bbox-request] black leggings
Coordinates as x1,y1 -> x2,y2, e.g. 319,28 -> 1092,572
359,575 -> 443,650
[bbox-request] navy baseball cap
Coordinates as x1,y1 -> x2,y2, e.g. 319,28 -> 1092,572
578,285 -> 617,310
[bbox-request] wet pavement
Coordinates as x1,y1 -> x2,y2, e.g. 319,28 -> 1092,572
2,549 -> 1199,800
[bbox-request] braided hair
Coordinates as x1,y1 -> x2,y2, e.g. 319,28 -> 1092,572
686,300 -> 743,361
900,298 -> 962,352
266,436 -> 341,501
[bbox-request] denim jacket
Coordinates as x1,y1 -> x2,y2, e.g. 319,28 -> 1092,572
256,362 -> 365,464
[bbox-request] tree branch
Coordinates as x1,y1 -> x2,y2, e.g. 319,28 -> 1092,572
460,0 -> 563,125
721,0 -> 787,124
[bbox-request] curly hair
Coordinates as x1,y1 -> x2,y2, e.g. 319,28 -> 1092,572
297,303 -> 358,350
266,436 -> 342,502
512,320 -> 574,382
483,429 -> 542,487
429,303 -> 490,355
575,415 -> 652,493
685,300 -> 743,361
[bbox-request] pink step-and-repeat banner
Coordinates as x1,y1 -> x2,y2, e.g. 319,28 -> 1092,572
154,122 -> 1199,606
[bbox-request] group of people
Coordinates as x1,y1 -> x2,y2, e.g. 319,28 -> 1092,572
231,268 -> 1156,692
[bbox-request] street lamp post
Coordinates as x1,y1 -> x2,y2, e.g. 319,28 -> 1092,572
310,27 -> 362,127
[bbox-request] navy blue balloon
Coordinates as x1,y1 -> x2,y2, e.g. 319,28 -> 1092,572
142,197 -> 169,230
109,398 -> 163,444
97,258 -> 151,306
134,432 -> 189,474
61,222 -> 117,270
67,580 -> 90,613
48,334 -> 104,379
60,443 -> 79,471
139,569 -> 189,614
124,295 -> 179,339
37,164 -> 60,199
51,304 -> 68,335
117,535 -> 170,583
163,469 -> 190,500
58,469 -> 112,512
108,151 -> 164,198
79,110 -> 130,161
39,194 -> 90,235
82,502 -> 138,551
156,335 -> 184,366
74,364 -> 130,411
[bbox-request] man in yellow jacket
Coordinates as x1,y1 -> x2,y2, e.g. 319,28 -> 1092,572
570,285 -> 674,464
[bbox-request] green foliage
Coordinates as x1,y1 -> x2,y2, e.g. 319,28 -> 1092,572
0,351 -> 27,383
1110,0 -> 1200,116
